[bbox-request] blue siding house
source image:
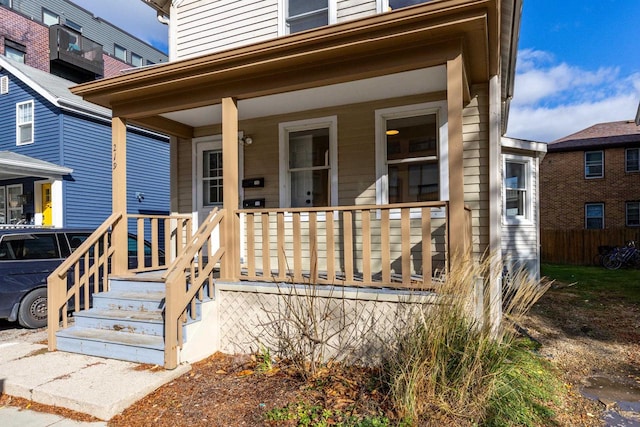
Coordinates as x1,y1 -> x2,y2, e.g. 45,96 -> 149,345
0,56 -> 169,228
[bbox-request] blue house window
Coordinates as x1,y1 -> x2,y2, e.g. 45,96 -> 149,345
16,100 -> 34,145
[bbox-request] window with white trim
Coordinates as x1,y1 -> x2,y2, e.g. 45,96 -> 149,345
585,203 -> 604,229
375,102 -> 449,206
626,202 -> 640,227
380,0 -> 432,11
584,151 -> 603,178
114,44 -> 127,62
42,8 -> 59,26
4,39 -> 26,63
202,149 -> 223,206
284,0 -> 333,34
16,100 -> 34,145
4,184 -> 23,224
625,148 -> 639,173
279,116 -> 338,208
131,53 -> 143,67
504,157 -> 531,221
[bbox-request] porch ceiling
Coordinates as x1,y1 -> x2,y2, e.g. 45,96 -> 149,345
161,67 -> 447,127
72,0 -> 501,137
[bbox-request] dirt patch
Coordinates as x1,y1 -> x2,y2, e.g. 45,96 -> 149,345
1,280 -> 638,425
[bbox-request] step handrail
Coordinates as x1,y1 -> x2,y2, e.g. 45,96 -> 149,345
163,208 -> 226,369
48,211 -> 123,350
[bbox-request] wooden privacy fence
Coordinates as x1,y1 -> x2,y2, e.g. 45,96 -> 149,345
541,228 -> 640,265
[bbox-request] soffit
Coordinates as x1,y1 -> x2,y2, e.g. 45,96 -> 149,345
73,0 -> 496,114
0,151 -> 73,180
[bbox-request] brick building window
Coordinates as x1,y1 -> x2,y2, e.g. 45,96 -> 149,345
585,203 -> 604,229
626,202 -> 640,227
4,40 -> 26,63
584,151 -> 603,178
626,148 -> 639,173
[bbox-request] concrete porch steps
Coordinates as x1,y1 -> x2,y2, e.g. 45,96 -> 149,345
55,275 -> 180,366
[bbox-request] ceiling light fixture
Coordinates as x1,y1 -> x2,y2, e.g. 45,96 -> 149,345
386,129 -> 399,136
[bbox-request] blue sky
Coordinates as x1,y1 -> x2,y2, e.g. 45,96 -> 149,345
73,0 -> 640,143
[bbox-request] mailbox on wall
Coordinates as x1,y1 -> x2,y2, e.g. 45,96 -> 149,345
242,177 -> 264,188
242,198 -> 265,208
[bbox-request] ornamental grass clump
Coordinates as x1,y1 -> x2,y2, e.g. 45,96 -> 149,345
382,255 -> 551,425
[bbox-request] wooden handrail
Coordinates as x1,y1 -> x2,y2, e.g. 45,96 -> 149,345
54,212 -> 123,279
163,208 -> 225,369
237,200 -> 447,214
48,212 -> 123,351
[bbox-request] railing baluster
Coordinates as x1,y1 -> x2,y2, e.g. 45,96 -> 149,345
362,209 -> 371,284
137,217 -> 145,270
277,213 -> 286,281
246,213 -> 255,278
381,209 -> 390,283
422,207 -> 432,287
151,218 -> 159,268
261,213 -> 271,278
309,211 -> 318,283
401,208 -> 411,286
293,212 -> 302,282
326,211 -> 335,283
343,210 -> 353,283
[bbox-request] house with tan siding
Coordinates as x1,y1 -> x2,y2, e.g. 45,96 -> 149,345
44,0 -> 544,369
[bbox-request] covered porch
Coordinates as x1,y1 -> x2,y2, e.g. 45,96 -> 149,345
47,1 -> 503,368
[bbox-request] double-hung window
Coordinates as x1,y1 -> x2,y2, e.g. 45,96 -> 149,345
131,53 -> 143,67
626,202 -> 640,227
16,100 -> 34,145
375,102 -> 448,208
279,116 -> 338,208
584,151 -> 603,178
625,148 -> 639,173
504,157 -> 531,221
585,203 -> 604,229
4,39 -> 26,63
285,0 -> 331,34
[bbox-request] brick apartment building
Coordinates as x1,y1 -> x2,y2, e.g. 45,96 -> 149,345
0,0 -> 167,82
540,120 -> 640,230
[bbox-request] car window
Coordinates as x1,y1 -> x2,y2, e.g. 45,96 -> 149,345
0,233 -> 60,260
128,236 -> 152,256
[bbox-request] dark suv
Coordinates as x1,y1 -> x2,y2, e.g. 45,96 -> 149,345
0,228 -> 159,329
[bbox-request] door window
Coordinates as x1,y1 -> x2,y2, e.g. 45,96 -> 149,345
202,149 -> 223,206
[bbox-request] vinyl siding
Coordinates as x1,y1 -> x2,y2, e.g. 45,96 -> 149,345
175,0 -> 279,60
337,0 -> 378,22
0,71 -> 61,164
173,0 -> 379,59
62,114 -> 170,228
502,152 -> 540,274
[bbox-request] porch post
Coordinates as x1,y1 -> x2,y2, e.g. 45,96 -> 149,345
447,53 -> 466,262
112,116 -> 128,275
221,97 -> 239,281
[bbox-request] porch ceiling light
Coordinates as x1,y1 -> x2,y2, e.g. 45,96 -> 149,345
386,129 -> 399,136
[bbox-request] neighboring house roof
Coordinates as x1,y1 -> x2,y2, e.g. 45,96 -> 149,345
547,120 -> 640,152
0,151 -> 73,180
0,56 -> 111,120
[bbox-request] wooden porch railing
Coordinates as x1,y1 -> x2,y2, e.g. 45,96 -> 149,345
237,201 -> 453,289
48,212 -> 122,350
127,213 -> 192,272
162,208 -> 226,369
47,212 -> 195,351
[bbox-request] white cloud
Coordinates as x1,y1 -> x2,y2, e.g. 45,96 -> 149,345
507,49 -> 640,142
71,0 -> 168,53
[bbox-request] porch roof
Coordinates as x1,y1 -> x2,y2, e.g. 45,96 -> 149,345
0,151 -> 73,180
71,0 -> 516,138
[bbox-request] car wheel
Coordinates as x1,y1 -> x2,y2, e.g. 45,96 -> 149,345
18,288 -> 48,329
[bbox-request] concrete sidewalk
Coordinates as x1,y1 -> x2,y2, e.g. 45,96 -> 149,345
0,340 -> 190,421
